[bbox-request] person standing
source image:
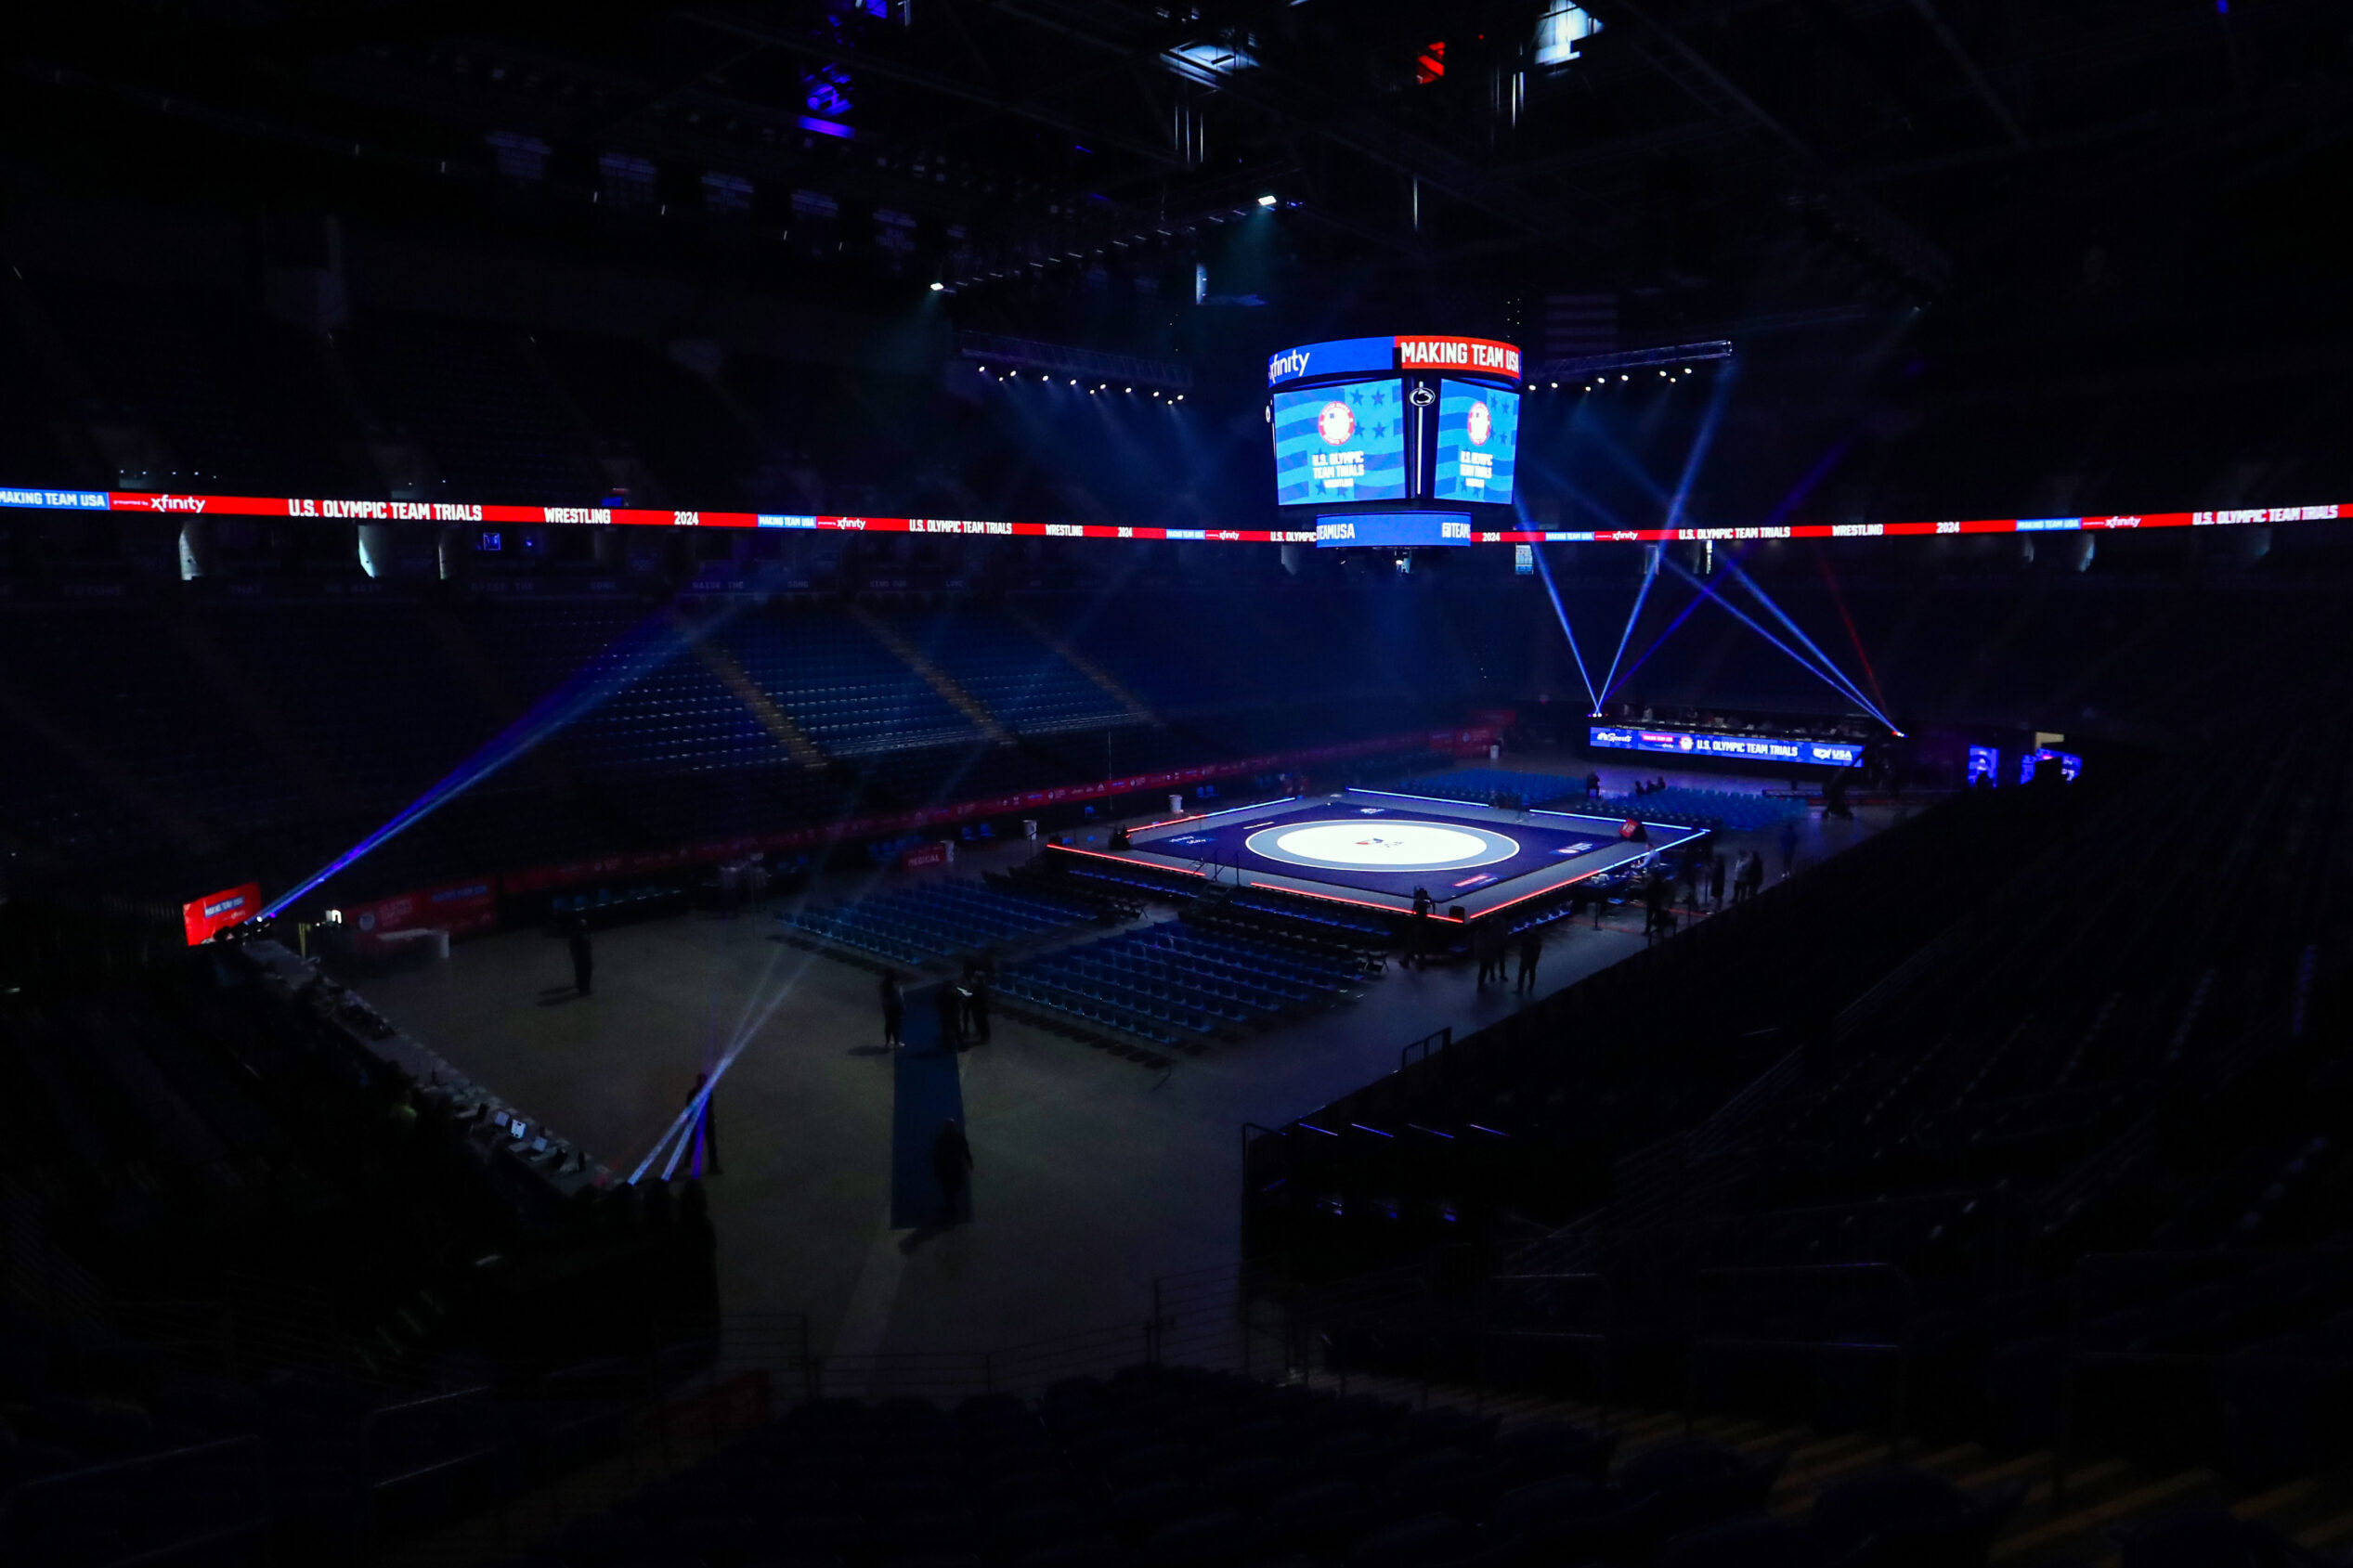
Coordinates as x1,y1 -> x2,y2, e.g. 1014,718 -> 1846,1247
1778,819 -> 1800,880
934,979 -> 965,1051
1408,887 -> 1433,969
1710,851 -> 1727,910
931,1119 -> 972,1225
1514,929 -> 1542,995
1475,926 -> 1498,988
879,970 -> 904,1049
568,916 -> 594,996
1586,771 -> 1602,799
965,971 -> 992,1044
1644,873 -> 1671,937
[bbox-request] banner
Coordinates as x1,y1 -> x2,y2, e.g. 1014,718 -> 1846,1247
0,483 -> 2339,547
344,878 -> 498,947
181,882 -> 259,946
1589,724 -> 1864,768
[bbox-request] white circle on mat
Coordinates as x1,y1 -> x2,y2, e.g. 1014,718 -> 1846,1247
1248,820 -> 1519,872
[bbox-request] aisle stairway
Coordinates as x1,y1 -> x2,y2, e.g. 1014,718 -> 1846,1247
850,603 -> 1009,743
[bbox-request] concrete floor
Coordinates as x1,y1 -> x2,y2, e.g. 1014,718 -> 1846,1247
360,757 -> 1898,1367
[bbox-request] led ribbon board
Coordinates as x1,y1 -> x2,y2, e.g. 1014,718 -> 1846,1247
1589,724 -> 1866,768
0,489 -> 2341,545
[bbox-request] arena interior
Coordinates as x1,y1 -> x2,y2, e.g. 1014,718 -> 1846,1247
4,3 -> 2353,1565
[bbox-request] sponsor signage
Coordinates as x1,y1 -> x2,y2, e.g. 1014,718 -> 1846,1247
1313,512 -> 1473,548
1589,725 -> 1866,768
344,879 -> 499,948
1268,335 -> 1522,388
181,882 -> 260,946
0,486 -> 2342,548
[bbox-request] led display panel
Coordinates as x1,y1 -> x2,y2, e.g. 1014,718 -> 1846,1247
1433,380 -> 1520,504
1272,380 -> 1409,506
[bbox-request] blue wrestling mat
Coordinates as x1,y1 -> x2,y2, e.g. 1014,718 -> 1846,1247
1082,788 -> 1710,918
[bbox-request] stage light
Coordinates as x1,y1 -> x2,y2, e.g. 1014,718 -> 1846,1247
930,281 -> 944,292
1619,374 -> 1628,382
1257,194 -> 1278,207
1125,386 -> 1132,393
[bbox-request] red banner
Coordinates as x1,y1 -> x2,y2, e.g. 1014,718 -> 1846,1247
344,878 -> 498,948
1394,335 -> 1522,381
6,486 -> 2338,546
181,882 -> 259,946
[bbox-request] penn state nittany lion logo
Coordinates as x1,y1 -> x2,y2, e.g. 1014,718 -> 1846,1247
1318,401 -> 1356,445
1466,400 -> 1492,446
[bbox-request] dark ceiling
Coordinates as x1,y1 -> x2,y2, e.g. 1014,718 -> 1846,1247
9,0 -> 2353,354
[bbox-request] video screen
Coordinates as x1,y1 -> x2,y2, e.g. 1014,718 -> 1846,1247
1589,726 -> 1865,768
1433,380 -> 1519,504
1313,512 -> 1472,549
1272,379 -> 1409,506
2019,748 -> 2082,784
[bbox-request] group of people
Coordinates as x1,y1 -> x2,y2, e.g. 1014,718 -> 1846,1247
878,960 -> 994,1052
1472,924 -> 1544,993
1630,776 -> 1672,796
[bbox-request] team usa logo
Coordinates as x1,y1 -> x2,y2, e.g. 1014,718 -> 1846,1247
1465,400 -> 1492,447
1318,401 -> 1357,445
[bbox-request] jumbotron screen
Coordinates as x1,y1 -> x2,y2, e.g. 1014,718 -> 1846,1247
1433,380 -> 1519,505
1272,380 -> 1409,506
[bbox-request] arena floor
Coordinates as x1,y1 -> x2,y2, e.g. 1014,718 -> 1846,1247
358,757 -> 1900,1370
1094,787 -> 1710,915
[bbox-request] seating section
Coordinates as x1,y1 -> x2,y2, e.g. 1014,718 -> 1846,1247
0,591 -> 1449,913
1385,772 -> 1807,833
1390,769 -> 1583,809
1255,718 -> 2353,1487
488,1362 -> 2046,1568
1596,787 -> 1807,833
897,610 -> 1137,733
722,615 -> 980,757
784,879 -> 1100,966
1001,919 -> 1371,1046
0,943 -> 722,1563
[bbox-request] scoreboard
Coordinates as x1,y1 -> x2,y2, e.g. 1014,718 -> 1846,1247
1269,335 -> 1521,532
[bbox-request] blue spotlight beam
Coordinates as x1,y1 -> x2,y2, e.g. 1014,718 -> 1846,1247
1529,543 -> 1600,713
1603,583 -> 1706,704
1662,364 -> 1737,532
1716,557 -> 1894,729
262,611 -> 703,918
1594,546 -> 1661,715
1656,555 -> 1896,727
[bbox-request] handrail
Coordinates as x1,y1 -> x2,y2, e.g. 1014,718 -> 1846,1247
1690,1263 -> 1915,1456
358,1382 -> 501,1556
1482,1270 -> 1617,1430
1400,1025 -> 1453,1070
0,1435 -> 271,1568
2055,1245 -> 2350,1507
